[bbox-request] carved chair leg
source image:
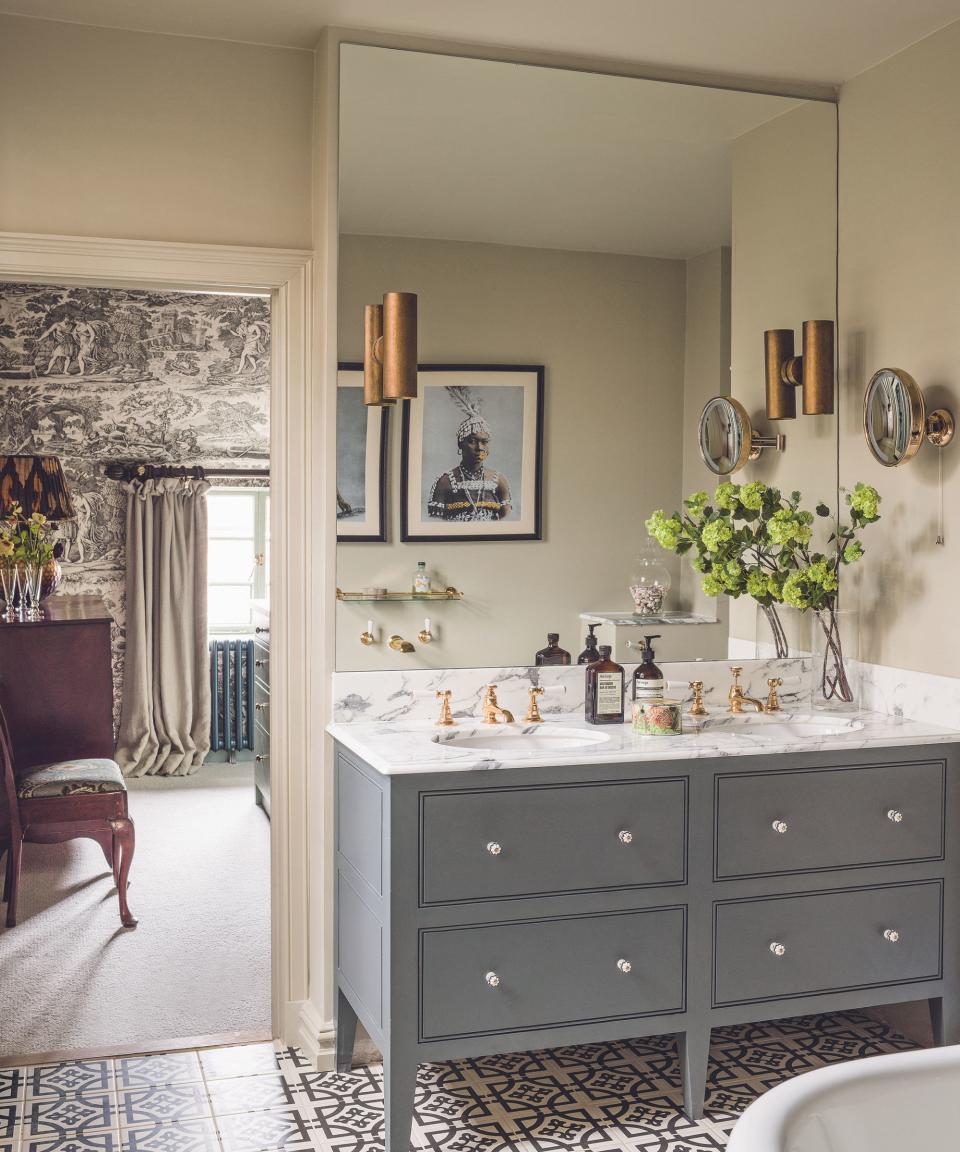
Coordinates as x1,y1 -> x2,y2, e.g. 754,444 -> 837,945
2,846 -> 9,903
5,835 -> 22,928
110,817 -> 137,928
90,828 -> 115,873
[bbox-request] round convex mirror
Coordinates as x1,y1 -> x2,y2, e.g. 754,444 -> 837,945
863,368 -> 925,467
698,396 -> 752,475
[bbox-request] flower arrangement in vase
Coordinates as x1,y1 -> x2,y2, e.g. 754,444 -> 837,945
0,502 -> 61,618
646,481 -> 881,706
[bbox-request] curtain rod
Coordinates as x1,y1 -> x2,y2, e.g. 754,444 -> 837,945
103,463 -> 270,482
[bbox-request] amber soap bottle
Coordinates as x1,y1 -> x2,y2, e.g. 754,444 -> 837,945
585,645 -> 625,725
536,633 -> 571,666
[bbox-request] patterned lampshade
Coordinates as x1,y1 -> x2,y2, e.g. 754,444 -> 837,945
0,455 -> 76,520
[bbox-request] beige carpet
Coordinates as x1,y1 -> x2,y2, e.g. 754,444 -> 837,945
0,762 -> 271,1061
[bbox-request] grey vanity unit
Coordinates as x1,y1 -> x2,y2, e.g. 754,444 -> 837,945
334,741 -> 960,1150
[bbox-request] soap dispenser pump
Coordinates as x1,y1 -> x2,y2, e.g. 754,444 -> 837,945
577,623 -> 600,665
632,634 -> 665,702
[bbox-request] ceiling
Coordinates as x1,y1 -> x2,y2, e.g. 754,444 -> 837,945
3,0 -> 960,87
339,46 -> 800,259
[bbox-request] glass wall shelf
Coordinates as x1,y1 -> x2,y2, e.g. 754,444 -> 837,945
580,610 -> 716,627
337,587 -> 463,603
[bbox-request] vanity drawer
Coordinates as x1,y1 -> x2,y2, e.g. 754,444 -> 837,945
420,778 -> 687,904
713,881 -> 942,1006
420,906 -> 685,1040
715,761 -> 944,879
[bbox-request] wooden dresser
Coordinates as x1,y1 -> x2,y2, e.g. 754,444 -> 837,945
252,600 -> 271,816
0,594 -> 114,770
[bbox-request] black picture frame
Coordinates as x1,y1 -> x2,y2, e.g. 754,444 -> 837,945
400,364 -> 544,543
336,361 -> 390,543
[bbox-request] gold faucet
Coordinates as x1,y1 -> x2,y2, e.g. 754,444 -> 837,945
435,690 -> 456,727
688,680 -> 708,716
765,677 -> 784,713
482,685 -> 514,725
523,686 -> 545,723
728,666 -> 765,714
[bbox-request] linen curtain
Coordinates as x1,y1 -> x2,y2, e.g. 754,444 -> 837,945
116,476 -> 211,777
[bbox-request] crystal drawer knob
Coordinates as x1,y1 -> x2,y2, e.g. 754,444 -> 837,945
883,928 -> 901,943
617,958 -> 632,974
769,942 -> 787,957
771,820 -> 788,835
486,842 -> 502,856
887,809 -> 904,824
618,830 -> 634,844
485,971 -> 500,987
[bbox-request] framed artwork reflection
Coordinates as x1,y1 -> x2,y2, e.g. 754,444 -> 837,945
336,363 -> 389,542
401,364 -> 544,543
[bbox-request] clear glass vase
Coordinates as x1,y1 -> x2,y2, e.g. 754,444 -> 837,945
630,543 -> 672,617
810,606 -> 860,711
754,603 -> 811,659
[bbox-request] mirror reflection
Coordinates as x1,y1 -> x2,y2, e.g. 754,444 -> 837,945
337,44 -> 838,670
864,368 -> 922,467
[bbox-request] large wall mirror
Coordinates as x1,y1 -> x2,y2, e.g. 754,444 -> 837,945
336,44 -> 838,671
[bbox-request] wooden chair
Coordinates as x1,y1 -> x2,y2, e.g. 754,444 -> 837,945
0,703 -> 136,929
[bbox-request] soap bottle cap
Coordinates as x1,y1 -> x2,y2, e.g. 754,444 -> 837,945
586,623 -> 598,640
598,644 -> 612,659
642,634 -> 661,661
547,632 -> 560,644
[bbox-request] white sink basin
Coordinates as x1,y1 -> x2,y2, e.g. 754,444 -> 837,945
433,726 -> 611,756
697,712 -> 865,740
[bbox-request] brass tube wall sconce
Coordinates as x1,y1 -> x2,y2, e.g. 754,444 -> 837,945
764,320 -> 835,419
363,292 -> 417,406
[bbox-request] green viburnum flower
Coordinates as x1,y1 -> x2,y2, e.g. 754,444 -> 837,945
746,569 -> 769,599
842,540 -> 864,564
765,509 -> 813,546
714,482 -> 740,511
848,482 -> 881,522
781,561 -> 839,610
739,481 -> 766,511
702,573 -> 723,597
701,520 -> 733,552
646,510 -> 683,550
685,491 -> 708,515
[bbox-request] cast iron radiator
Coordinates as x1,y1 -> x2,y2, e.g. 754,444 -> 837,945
209,638 -> 255,752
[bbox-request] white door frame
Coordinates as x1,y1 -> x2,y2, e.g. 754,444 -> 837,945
0,231 -> 319,1046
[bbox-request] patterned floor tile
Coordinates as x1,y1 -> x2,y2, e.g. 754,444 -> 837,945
120,1118 -> 221,1152
199,1048 -> 280,1083
215,1106 -> 315,1152
117,1086 -> 211,1128
0,1140 -> 12,1152
0,1104 -> 18,1142
0,1071 -> 24,1104
19,1131 -> 123,1152
26,1065 -> 113,1101
272,1048 -> 312,1077
115,1055 -> 203,1091
22,1092 -> 116,1137
207,1075 -> 298,1117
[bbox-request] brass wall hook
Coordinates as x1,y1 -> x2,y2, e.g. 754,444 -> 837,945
523,686 -> 545,723
360,619 -> 376,646
435,690 -> 455,727
388,634 -> 415,653
418,617 -> 433,644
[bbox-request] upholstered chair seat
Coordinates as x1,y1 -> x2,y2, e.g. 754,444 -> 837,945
16,758 -> 126,800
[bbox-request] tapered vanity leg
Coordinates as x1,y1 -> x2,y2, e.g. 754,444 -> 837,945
335,988 -> 358,1073
679,1026 -> 711,1120
929,995 -> 960,1046
383,1047 -> 418,1152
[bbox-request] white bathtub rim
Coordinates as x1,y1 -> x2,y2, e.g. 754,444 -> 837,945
726,1044 -> 960,1152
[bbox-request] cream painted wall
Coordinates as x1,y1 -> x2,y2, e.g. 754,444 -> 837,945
336,233 -> 687,670
0,15 -> 314,248
838,20 -> 960,676
729,100 -> 839,646
679,246 -> 731,656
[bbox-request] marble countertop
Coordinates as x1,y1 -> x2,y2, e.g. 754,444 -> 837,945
327,709 -> 960,776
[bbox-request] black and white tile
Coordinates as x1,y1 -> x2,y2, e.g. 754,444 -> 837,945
2,1011 -> 921,1152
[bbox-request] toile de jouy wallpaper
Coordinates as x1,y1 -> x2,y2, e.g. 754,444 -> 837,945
0,282 -> 270,728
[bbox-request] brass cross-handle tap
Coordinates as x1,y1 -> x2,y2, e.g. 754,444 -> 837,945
728,665 -> 765,714
766,677 -> 783,713
688,680 -> 707,716
523,685 -> 545,724
435,689 -> 455,727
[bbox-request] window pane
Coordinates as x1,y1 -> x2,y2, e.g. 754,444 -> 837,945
209,585 -> 253,628
208,494 -> 255,538
209,538 -> 256,583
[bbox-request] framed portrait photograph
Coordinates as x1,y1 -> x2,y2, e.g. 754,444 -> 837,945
336,363 -> 389,542
401,365 -> 544,542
